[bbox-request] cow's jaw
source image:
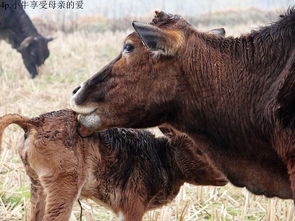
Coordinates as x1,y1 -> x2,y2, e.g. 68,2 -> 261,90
77,113 -> 102,131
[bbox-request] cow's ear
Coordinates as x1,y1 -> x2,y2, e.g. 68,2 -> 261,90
46,37 -> 55,43
18,36 -> 35,51
208,28 -> 226,37
132,21 -> 183,55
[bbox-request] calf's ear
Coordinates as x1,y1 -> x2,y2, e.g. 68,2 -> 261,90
158,123 -> 177,138
132,21 -> 183,55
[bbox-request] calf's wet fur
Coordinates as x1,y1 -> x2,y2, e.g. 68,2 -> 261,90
0,109 -> 227,221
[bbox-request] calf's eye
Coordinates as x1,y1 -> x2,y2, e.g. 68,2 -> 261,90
123,44 -> 134,53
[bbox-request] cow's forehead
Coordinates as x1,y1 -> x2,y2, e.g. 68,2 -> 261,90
124,32 -> 142,45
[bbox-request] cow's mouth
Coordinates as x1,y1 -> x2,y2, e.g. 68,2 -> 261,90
77,111 -> 102,131
70,96 -> 98,115
70,87 -> 103,131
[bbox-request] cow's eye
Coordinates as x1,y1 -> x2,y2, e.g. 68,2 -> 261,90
123,44 -> 134,53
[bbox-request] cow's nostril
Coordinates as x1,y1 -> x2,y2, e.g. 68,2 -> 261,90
72,86 -> 81,95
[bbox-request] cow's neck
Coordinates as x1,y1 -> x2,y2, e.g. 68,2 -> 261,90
197,23 -> 295,75
7,32 -> 27,49
2,7 -> 39,49
174,21 -> 295,147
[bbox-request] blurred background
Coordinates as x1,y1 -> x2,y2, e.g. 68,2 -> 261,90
1,0 -> 295,220
25,0 -> 295,34
26,0 -> 294,17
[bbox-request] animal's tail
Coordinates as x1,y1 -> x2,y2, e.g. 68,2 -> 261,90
0,114 -> 35,153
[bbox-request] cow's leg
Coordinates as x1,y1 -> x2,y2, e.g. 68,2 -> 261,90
120,202 -> 145,221
30,178 -> 46,221
41,173 -> 80,221
274,126 -> 295,200
286,154 -> 295,201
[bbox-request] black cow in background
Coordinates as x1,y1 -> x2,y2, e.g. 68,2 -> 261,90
0,0 -> 53,78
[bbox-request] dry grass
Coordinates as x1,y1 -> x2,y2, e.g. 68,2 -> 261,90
0,24 -> 295,221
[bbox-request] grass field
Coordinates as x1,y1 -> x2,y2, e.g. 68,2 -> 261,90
0,22 -> 295,221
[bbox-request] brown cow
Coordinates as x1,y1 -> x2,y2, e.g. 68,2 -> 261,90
70,9 -> 295,200
0,110 -> 226,221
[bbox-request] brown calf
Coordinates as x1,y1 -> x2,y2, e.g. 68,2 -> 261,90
0,110 -> 226,221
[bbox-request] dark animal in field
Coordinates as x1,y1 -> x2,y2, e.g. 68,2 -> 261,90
0,110 -> 226,221
0,0 -> 52,78
71,9 -> 295,200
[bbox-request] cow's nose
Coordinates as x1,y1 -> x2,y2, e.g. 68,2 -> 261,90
72,86 -> 81,95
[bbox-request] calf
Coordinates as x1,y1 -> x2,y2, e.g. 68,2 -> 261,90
0,109 -> 226,221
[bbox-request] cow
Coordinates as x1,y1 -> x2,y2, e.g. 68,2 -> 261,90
0,110 -> 226,221
0,0 -> 53,78
70,9 -> 295,200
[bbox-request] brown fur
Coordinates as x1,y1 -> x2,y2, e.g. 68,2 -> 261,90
0,110 -> 226,221
71,9 -> 295,199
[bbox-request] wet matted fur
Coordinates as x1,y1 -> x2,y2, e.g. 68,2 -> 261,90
0,109 -> 226,221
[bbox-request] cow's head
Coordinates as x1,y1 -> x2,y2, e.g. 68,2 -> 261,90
71,11 -> 225,131
18,36 -> 53,78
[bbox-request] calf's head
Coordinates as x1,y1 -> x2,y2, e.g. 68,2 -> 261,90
159,124 -> 227,186
18,36 -> 53,78
71,11 -> 226,131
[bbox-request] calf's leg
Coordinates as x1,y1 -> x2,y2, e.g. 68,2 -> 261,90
20,159 -> 46,221
41,172 -> 80,221
30,178 -> 46,221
